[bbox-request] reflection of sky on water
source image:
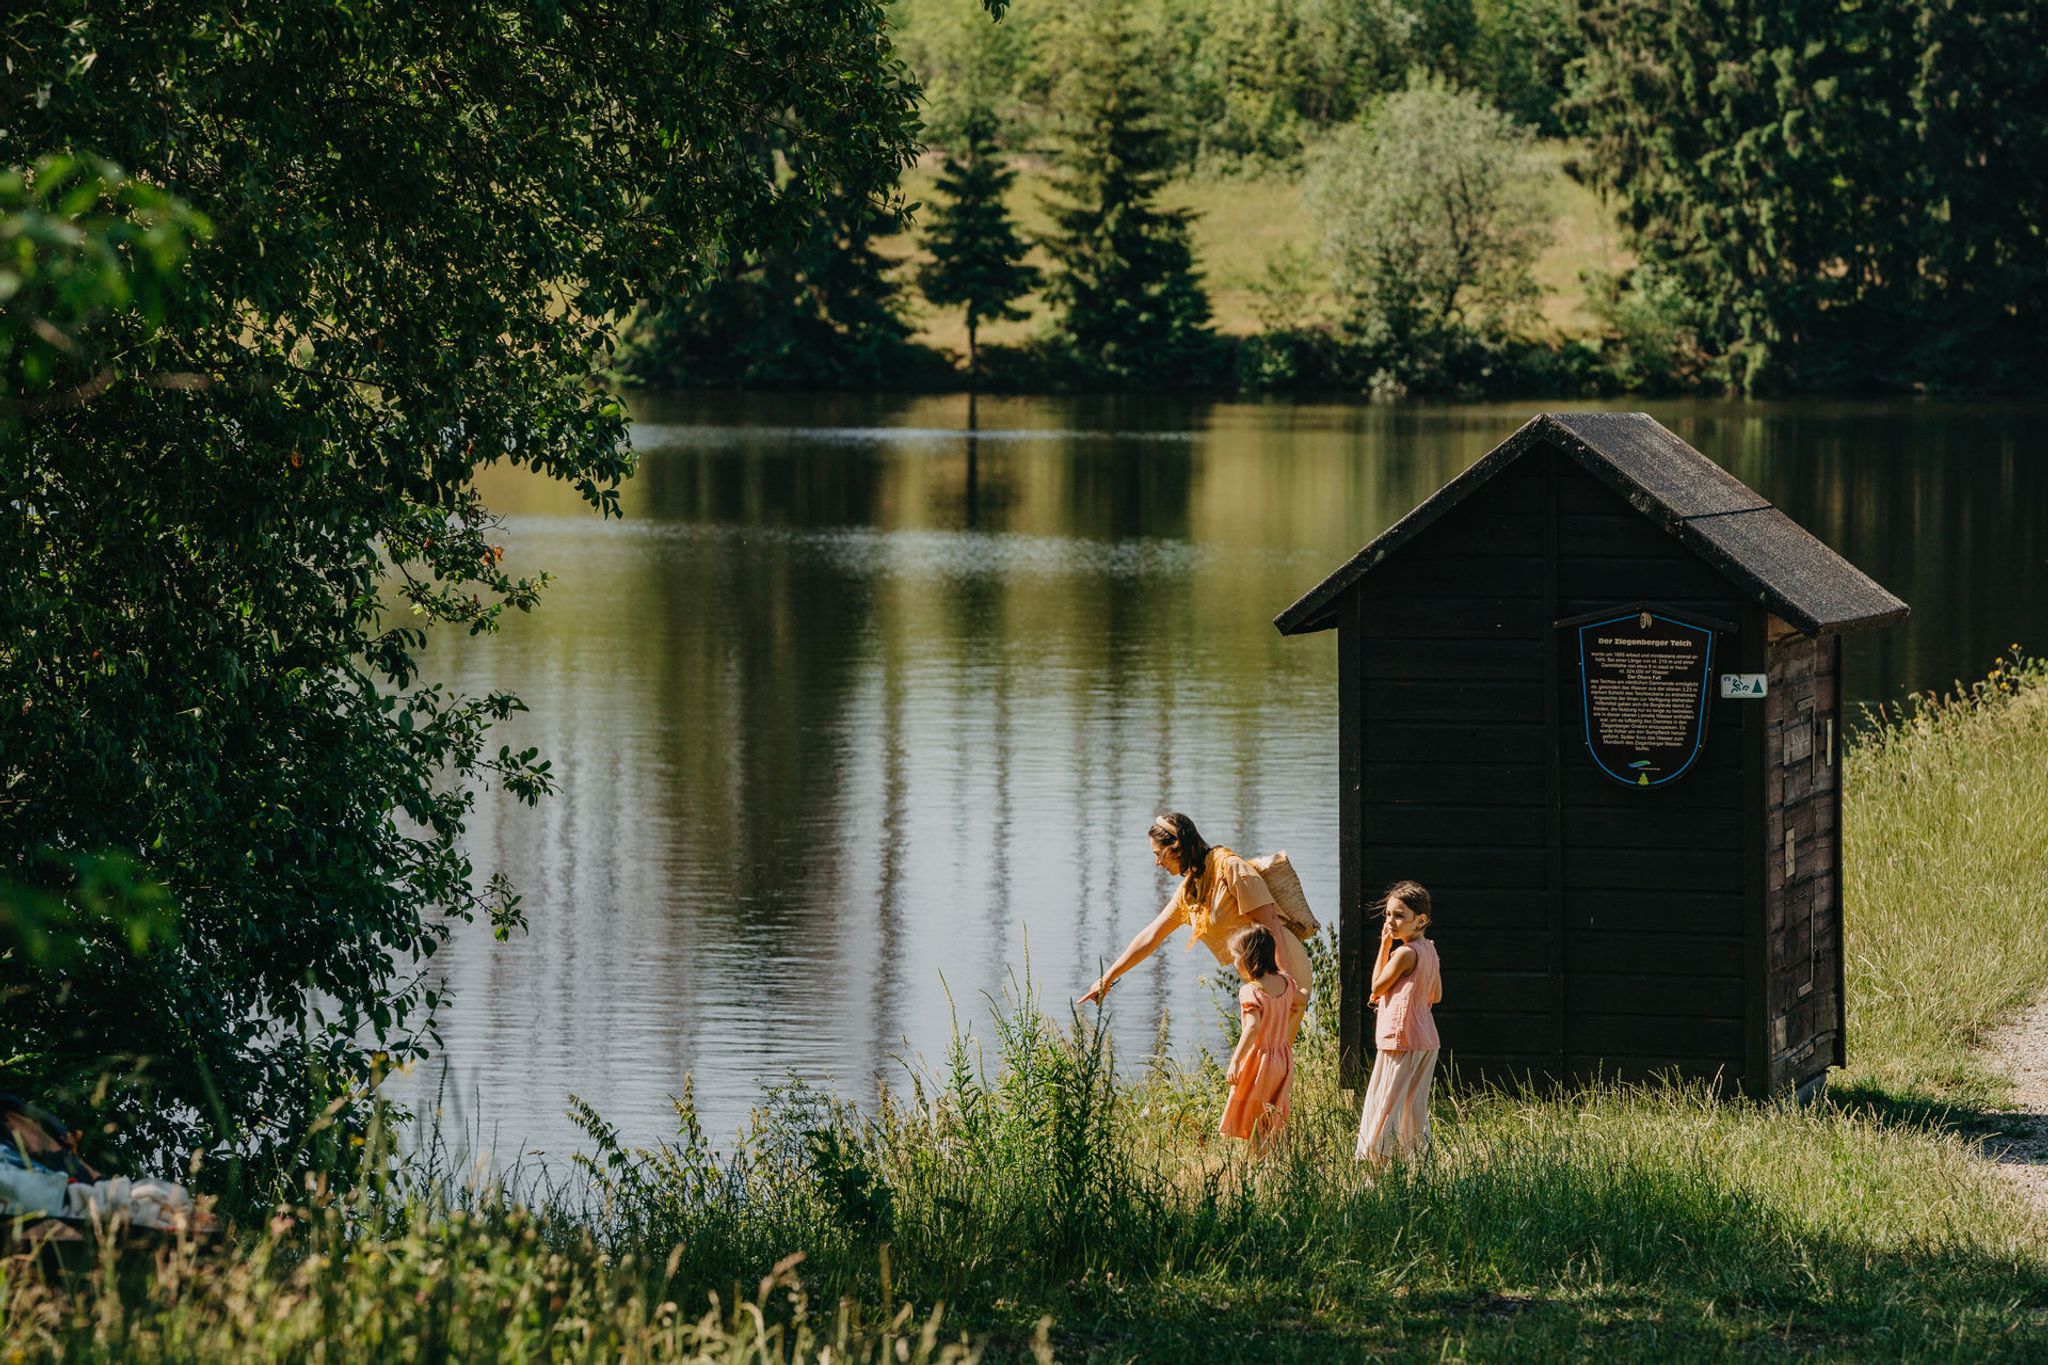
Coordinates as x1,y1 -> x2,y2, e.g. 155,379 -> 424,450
392,394 -> 2047,1162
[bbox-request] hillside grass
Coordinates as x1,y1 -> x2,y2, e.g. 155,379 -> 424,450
6,657 -> 2046,1362
880,141 -> 1630,359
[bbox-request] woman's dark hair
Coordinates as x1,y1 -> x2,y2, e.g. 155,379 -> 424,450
1230,925 -> 1280,979
1379,879 -> 1432,923
1148,811 -> 1213,904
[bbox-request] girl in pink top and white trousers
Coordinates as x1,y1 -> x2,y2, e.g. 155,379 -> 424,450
1357,880 -> 1441,1165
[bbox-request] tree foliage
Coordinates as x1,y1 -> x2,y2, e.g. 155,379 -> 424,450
1041,5 -> 1216,388
1570,0 -> 2048,392
617,165 -> 933,391
893,0 -> 1583,169
1,156 -> 211,401
918,108 -> 1038,382
1,0 -> 920,1173
1306,75 -> 1549,384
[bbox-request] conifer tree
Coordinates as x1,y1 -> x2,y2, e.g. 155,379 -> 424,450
1041,6 -> 1214,387
1571,0 -> 2048,390
919,107 -> 1038,385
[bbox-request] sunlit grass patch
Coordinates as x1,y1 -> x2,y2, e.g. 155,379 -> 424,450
1839,647 -> 2048,1109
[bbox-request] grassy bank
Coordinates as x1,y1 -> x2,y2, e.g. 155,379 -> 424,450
1838,649 -> 2048,1109
7,660 -> 2046,1362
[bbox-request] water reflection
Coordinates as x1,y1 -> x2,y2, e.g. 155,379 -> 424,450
403,394 -> 2046,1159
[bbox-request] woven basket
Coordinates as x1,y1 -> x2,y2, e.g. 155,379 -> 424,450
1248,850 -> 1320,939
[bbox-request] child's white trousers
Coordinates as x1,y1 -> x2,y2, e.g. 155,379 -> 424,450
1355,1047 -> 1438,1163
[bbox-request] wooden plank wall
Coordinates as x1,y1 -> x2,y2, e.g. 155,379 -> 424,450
1553,461 -> 1753,1087
1347,442 -> 1761,1089
1337,592 -> 1365,1085
1763,620 -> 1842,1092
1354,451 -> 1556,1084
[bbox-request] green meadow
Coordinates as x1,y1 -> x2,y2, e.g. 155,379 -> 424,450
882,142 -> 1631,360
6,659 -> 2046,1363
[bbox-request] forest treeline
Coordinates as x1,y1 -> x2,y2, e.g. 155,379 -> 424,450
621,0 -> 2048,398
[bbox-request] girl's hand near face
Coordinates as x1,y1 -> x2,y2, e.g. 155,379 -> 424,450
1369,913 -> 1396,1002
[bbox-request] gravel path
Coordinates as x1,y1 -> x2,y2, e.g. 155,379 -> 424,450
1981,995 -> 2048,1215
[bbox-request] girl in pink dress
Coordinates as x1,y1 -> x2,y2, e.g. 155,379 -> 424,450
1356,880 -> 1441,1166
1220,925 -> 1300,1149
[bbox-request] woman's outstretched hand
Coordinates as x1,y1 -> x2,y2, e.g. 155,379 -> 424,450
1079,978 -> 1109,1007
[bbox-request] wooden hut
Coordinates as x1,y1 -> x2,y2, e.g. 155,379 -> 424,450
1274,412 -> 1907,1099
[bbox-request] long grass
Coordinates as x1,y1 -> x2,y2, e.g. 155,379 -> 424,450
7,661 -> 2047,1361
1839,647 -> 2048,1107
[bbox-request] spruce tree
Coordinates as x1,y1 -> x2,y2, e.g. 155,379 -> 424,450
1041,6 -> 1214,387
1571,0 -> 2048,391
919,107 -> 1038,385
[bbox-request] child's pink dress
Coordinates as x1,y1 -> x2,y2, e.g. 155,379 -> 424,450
1220,973 -> 1300,1140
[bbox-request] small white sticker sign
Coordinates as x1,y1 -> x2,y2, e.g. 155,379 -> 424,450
1719,673 -> 1768,698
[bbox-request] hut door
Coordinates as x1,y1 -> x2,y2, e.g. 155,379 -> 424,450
1765,634 -> 1842,1092
1786,700 -> 1817,1001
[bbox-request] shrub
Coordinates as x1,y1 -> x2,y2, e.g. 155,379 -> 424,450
1304,74 -> 1550,389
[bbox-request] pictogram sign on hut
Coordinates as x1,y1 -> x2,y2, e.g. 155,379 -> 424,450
1275,412 -> 1907,1099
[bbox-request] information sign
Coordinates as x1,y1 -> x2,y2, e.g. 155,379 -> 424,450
1574,609 -> 1715,788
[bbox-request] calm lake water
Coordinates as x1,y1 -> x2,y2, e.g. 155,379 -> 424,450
397,394 -> 2046,1160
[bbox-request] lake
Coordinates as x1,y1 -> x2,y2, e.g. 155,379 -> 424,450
397,394 -> 2046,1161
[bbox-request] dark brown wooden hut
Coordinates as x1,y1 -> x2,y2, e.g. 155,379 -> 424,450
1275,412 -> 1907,1099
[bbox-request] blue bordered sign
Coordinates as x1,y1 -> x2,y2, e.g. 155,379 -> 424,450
1574,608 -> 1715,788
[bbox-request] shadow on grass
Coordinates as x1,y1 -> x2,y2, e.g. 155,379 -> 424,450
967,1239 -> 2048,1363
1823,1077 -> 2045,1162
858,1135 -> 2048,1363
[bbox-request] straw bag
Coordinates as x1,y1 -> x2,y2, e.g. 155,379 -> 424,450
1247,850 -> 1320,940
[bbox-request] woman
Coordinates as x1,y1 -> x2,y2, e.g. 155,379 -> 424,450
1079,813 -> 1313,1037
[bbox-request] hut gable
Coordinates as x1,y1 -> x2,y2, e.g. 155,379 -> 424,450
1275,412 -> 1908,639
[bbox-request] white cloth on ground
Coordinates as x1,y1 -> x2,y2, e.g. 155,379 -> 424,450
63,1176 -> 201,1231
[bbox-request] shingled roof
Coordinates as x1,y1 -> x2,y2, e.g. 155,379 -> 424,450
1273,411 -> 1909,638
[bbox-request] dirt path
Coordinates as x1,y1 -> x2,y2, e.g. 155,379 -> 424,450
1981,995 -> 2048,1215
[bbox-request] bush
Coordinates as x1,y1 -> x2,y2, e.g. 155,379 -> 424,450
1304,74 -> 1550,390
